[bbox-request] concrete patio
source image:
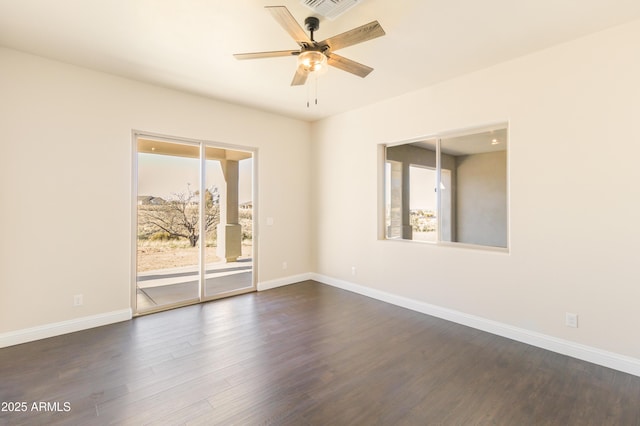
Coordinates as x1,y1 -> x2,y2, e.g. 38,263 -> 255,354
136,258 -> 253,311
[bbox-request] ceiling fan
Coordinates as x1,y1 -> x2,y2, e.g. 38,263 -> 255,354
234,6 -> 385,86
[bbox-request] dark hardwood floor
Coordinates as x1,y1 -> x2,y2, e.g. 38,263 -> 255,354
1,281 -> 639,425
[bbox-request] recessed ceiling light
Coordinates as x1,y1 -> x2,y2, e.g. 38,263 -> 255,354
491,139 -> 499,145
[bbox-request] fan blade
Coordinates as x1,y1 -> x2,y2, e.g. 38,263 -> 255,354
234,50 -> 299,60
320,21 -> 385,52
266,6 -> 311,46
291,67 -> 309,86
327,54 -> 373,78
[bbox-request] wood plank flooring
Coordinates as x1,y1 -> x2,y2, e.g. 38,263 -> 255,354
1,280 -> 640,425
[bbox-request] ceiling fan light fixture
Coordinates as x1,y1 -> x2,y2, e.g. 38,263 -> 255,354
298,50 -> 327,73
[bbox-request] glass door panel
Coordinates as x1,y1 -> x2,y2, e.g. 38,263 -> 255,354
204,153 -> 253,298
136,139 -> 201,312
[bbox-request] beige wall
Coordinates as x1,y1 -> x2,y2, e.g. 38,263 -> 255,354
311,19 -> 640,359
0,48 -> 312,334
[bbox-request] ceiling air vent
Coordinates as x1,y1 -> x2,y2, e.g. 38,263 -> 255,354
301,0 -> 363,20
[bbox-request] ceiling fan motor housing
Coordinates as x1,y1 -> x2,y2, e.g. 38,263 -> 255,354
304,16 -> 320,32
304,16 -> 321,42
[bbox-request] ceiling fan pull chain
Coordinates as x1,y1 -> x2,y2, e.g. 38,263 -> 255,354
315,72 -> 319,105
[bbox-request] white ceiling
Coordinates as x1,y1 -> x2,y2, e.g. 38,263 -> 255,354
411,127 -> 508,156
1,0 -> 640,122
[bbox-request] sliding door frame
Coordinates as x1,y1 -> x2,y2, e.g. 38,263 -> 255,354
131,130 -> 258,316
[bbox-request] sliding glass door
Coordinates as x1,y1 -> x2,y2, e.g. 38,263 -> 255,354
134,136 -> 254,314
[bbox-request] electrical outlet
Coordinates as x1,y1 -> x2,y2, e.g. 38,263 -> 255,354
351,266 -> 357,276
73,294 -> 83,307
565,312 -> 578,328
282,261 -> 288,270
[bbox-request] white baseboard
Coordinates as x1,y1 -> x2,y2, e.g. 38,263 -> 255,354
0,309 -> 132,348
257,273 -> 314,291
311,273 -> 640,378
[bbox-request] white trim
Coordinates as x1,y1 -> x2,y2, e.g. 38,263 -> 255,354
0,309 -> 132,348
130,131 -> 139,314
312,273 -> 640,377
251,148 -> 259,291
257,273 -> 314,291
199,142 -> 207,300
